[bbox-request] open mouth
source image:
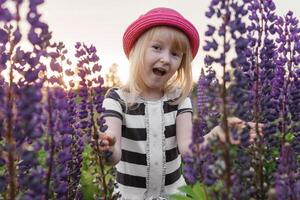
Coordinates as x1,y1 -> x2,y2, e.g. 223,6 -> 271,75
153,67 -> 167,76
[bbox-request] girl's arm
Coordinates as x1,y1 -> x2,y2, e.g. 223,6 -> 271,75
177,115 -> 264,156
176,112 -> 218,156
99,116 -> 122,165
176,112 -> 193,156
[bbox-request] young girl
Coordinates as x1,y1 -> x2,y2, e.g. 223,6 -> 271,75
99,7 -> 261,200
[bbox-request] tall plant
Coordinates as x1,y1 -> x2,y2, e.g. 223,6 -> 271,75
175,0 -> 300,200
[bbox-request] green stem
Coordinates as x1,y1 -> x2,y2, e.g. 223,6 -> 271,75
255,1 -> 265,198
220,0 -> 232,196
6,26 -> 17,200
90,89 -> 108,200
45,85 -> 55,200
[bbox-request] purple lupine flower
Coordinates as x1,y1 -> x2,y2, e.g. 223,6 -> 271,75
12,13 -> 50,198
0,1 -> 13,22
0,175 -> 6,194
14,77 -> 47,199
201,145 -> 218,187
183,136 -> 218,187
6,12 -> 48,197
295,180 -> 300,200
50,87 -> 74,200
14,82 -> 43,143
202,68 -> 222,129
228,0 -> 254,130
202,1 -> 253,196
44,42 -> 84,199
0,28 -> 8,43
65,65 -> 85,200
183,69 -> 219,186
247,0 -> 280,147
182,155 -> 197,184
259,36 -> 280,144
205,25 -> 216,36
0,2 -> 26,198
75,43 -> 118,198
289,80 -> 300,153
272,14 -> 291,144
274,11 -> 300,155
230,173 -> 242,199
203,38 -> 218,51
44,87 -> 58,199
259,0 -> 280,147
0,27 -> 9,159
275,144 -> 300,200
233,148 -> 256,199
75,44 -> 92,141
0,68 -> 6,141
279,12 -> 300,153
27,0 -> 51,49
92,69 -> 116,198
183,120 -> 205,185
196,69 -> 210,134
245,2 -> 281,199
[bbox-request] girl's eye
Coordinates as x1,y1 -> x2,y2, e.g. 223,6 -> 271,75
152,45 -> 161,50
171,51 -> 182,58
171,52 -> 179,57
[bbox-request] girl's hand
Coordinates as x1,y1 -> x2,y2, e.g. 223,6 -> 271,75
99,133 -> 116,160
213,117 -> 264,144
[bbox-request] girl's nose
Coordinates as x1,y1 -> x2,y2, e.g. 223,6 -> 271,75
159,51 -> 171,64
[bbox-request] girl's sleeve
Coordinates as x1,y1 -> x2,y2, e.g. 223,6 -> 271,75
102,88 -> 124,120
177,97 -> 193,116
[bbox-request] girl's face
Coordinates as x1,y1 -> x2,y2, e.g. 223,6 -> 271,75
140,28 -> 184,94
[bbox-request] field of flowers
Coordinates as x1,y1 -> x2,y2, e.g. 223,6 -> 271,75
0,0 -> 299,200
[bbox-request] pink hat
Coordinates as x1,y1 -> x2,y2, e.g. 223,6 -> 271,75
123,7 -> 200,59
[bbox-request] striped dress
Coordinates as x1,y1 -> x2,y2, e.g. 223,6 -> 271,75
102,88 -> 193,200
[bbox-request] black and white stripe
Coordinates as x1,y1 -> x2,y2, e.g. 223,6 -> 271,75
102,88 -> 192,199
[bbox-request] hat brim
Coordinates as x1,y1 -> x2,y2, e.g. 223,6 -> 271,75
123,11 -> 199,58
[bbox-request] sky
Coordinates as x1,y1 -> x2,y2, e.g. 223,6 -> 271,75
40,0 -> 300,84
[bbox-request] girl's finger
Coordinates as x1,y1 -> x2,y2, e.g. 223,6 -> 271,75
100,139 -> 108,146
258,123 -> 264,128
99,145 -> 110,151
106,136 -> 116,146
246,122 -> 256,128
246,122 -> 264,129
230,139 -> 240,145
256,128 -> 263,137
228,117 -> 244,126
249,132 -> 256,139
100,134 -> 116,146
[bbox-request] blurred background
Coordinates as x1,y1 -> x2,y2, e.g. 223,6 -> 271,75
40,0 -> 300,85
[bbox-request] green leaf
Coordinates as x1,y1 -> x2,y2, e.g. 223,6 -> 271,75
171,182 -> 209,200
81,170 -> 98,199
169,194 -> 193,200
178,185 -> 196,198
265,159 -> 277,175
192,182 -> 207,200
285,132 -> 295,143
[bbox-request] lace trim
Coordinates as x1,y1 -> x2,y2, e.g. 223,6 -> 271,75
160,99 -> 167,197
143,101 -> 151,199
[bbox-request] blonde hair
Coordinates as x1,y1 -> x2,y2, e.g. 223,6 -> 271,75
123,26 -> 193,106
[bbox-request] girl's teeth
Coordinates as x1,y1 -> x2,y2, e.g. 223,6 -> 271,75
153,68 -> 166,76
